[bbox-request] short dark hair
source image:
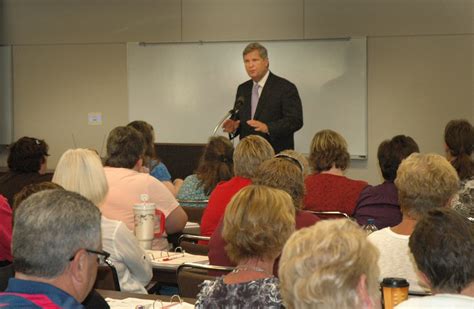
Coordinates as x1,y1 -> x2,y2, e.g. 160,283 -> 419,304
105,126 -> 145,169
195,136 -> 234,194
444,119 -> 474,180
7,137 -> 49,173
409,208 -> 474,293
377,135 -> 419,181
127,120 -> 156,162
13,182 -> 64,211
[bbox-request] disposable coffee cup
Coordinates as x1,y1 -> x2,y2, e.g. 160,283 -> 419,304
381,277 -> 409,309
133,194 -> 156,250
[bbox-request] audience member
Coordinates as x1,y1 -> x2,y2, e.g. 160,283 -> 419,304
177,136 -> 234,207
279,219 -> 380,309
354,135 -> 419,228
53,148 -> 152,293
0,195 -> 11,266
304,129 -> 368,215
0,190 -> 102,308
196,185 -> 295,308
444,119 -> 473,219
0,137 -> 52,205
209,153 -> 320,275
101,126 -> 187,250
200,135 -> 274,237
368,153 -> 459,293
278,149 -> 311,176
127,120 -> 182,196
396,208 -> 474,308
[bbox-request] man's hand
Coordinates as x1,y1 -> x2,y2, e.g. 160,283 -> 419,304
223,119 -> 240,133
247,120 -> 269,134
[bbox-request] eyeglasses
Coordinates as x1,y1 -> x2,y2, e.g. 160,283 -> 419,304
69,248 -> 111,265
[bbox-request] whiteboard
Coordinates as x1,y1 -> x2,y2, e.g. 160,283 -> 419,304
0,46 -> 13,144
127,38 -> 367,157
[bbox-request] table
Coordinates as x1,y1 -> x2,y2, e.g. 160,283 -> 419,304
97,289 -> 195,304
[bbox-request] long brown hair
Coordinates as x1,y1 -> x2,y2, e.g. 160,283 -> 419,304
195,136 -> 234,194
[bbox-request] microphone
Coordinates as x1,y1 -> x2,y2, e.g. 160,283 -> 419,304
230,96 -> 244,120
212,96 -> 245,136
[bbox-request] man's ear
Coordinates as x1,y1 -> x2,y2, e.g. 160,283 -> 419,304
69,249 -> 88,284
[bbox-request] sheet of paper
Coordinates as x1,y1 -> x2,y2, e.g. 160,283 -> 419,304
146,250 -> 208,269
106,297 -> 194,308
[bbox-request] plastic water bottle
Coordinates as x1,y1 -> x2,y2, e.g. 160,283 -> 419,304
363,218 -> 378,235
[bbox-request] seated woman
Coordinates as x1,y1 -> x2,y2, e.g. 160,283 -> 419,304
304,129 -> 368,215
0,137 -> 52,205
52,148 -> 153,294
196,185 -> 295,308
444,119 -> 473,219
209,153 -> 320,274
177,136 -> 234,207
127,120 -> 183,196
368,153 -> 459,293
279,219 -> 380,309
354,135 -> 419,229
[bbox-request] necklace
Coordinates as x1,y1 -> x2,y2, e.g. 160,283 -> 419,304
232,265 -> 272,275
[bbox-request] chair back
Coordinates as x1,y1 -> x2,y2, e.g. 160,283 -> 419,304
177,262 -> 234,298
0,263 -> 14,292
94,262 -> 120,291
305,210 -> 350,220
178,234 -> 210,255
180,203 -> 207,224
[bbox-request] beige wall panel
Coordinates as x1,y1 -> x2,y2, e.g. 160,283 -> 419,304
13,44 -> 128,167
182,0 -> 303,41
304,0 -> 474,38
1,0 -> 181,44
345,34 -> 474,184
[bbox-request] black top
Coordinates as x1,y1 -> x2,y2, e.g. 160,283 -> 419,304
0,171 -> 52,206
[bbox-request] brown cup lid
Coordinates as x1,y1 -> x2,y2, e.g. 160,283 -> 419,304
381,277 -> 409,288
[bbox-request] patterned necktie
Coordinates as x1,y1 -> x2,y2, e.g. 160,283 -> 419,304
251,83 -> 259,119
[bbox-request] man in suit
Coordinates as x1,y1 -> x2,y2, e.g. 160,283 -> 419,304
223,42 -> 303,153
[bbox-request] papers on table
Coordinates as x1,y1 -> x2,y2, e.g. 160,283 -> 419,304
106,297 -> 194,308
146,250 -> 208,269
184,222 -> 199,229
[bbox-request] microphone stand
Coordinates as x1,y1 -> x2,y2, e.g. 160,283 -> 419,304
212,110 -> 233,136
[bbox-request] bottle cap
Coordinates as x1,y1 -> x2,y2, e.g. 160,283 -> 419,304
381,277 -> 409,288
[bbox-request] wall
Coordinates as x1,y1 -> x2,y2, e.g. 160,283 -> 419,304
1,0 -> 472,184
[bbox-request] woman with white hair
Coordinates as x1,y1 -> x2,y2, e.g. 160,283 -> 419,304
53,148 -> 152,294
279,219 -> 380,309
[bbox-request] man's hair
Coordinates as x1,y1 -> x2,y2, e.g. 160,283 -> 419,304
233,135 -> 274,178
105,126 -> 145,169
409,208 -> 474,293
243,42 -> 268,59
279,219 -> 380,309
13,182 -> 63,211
13,190 -> 101,278
395,153 -> 459,218
195,136 -> 234,194
253,157 -> 305,209
377,135 -> 419,181
7,137 -> 49,173
444,119 -> 474,180
223,185 -> 295,263
309,129 -> 350,172
53,148 -> 109,206
127,120 -> 156,164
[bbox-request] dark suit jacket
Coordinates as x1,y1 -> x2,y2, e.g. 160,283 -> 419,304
234,72 -> 303,153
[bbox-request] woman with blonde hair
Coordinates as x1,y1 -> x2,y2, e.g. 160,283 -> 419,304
304,129 -> 368,215
279,219 -> 380,309
196,185 -> 295,308
53,148 -> 152,294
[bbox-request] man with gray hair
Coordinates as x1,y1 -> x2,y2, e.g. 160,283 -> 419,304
0,190 -> 102,308
223,42 -> 303,153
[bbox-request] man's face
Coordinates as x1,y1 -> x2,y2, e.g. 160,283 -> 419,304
244,50 -> 269,82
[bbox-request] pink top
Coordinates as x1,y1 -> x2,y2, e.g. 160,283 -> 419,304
101,167 -> 179,250
0,195 -> 12,262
